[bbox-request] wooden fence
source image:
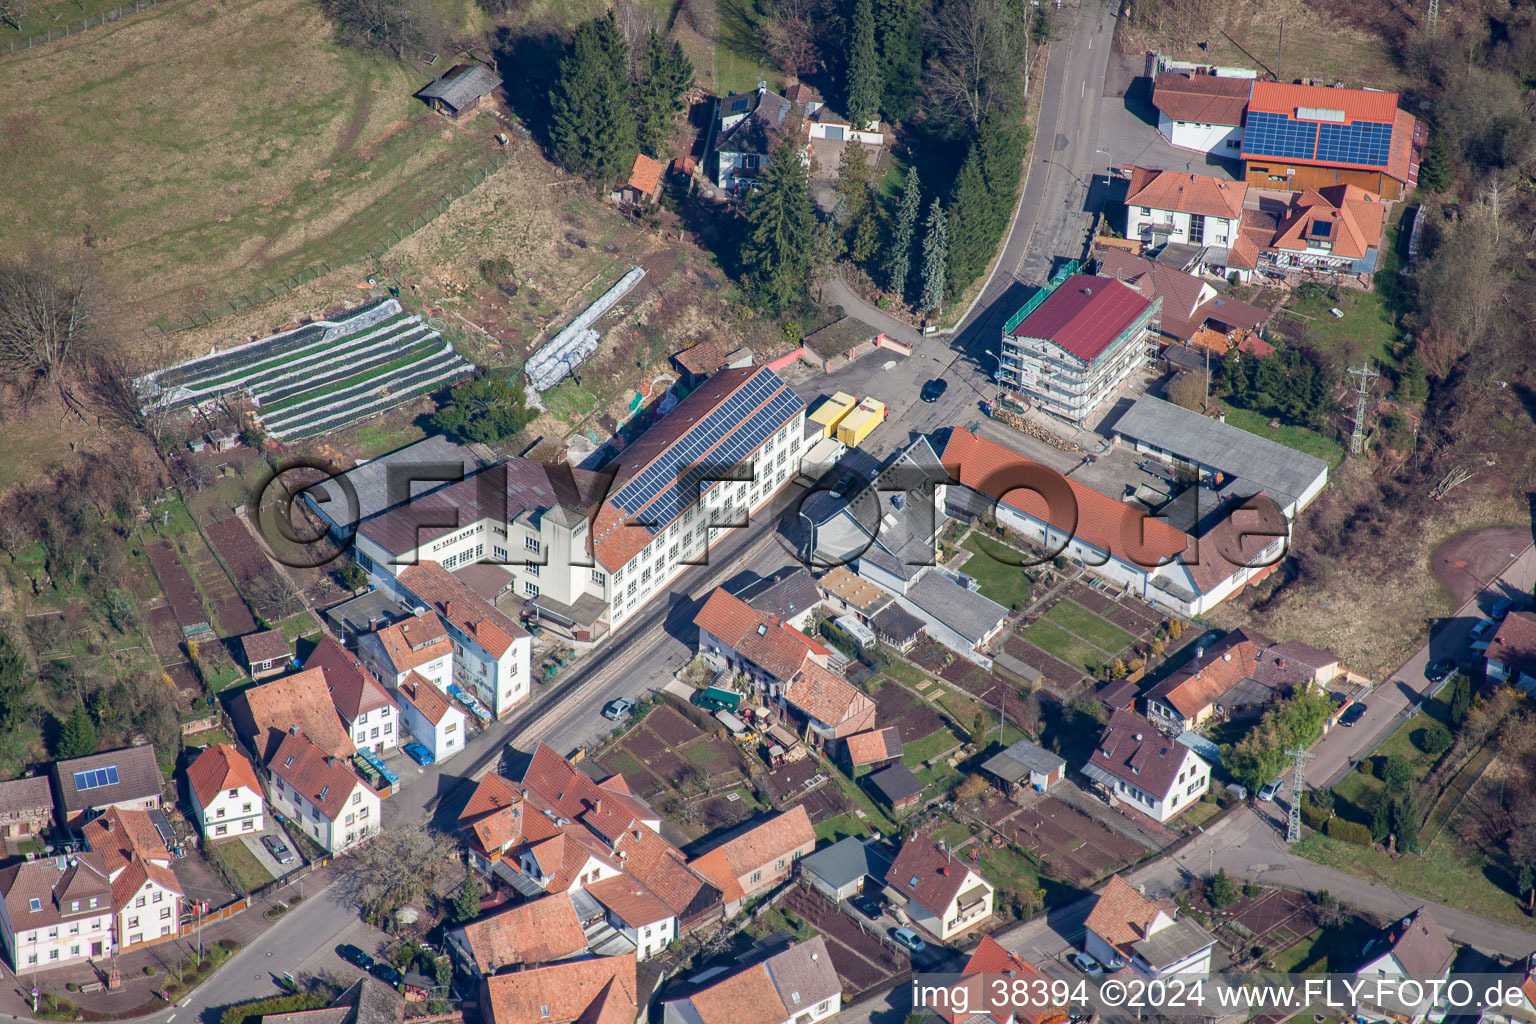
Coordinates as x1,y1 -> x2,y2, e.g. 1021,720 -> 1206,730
3,0 -> 172,54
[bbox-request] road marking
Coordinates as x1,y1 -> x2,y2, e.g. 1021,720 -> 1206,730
1081,81 -> 1085,97
168,1015 -> 177,1021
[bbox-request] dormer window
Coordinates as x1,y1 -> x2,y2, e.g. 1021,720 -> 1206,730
70,901 -> 79,912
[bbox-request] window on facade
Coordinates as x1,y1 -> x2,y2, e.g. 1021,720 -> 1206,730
591,569 -> 605,585
160,907 -> 171,920
215,823 -> 228,835
136,896 -> 146,908
641,567 -> 652,583
493,545 -> 509,562
525,536 -> 541,552
525,582 -> 540,597
749,870 -> 762,884
527,562 -> 540,577
1188,213 -> 1205,244
128,917 -> 139,928
353,792 -> 362,804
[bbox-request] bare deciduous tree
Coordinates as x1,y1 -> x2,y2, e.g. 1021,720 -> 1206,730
339,823 -> 457,920
0,0 -> 29,30
319,0 -> 436,58
923,0 -> 1020,130
0,256 -> 105,415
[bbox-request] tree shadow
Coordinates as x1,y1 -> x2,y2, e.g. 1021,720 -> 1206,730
491,23 -> 564,144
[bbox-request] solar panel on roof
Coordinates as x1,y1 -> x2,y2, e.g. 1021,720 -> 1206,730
72,765 -> 119,791
1316,120 -> 1393,168
1243,110 -> 1317,161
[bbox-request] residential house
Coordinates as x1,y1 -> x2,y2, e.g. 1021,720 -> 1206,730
1112,394 -> 1330,521
1353,908 -> 1456,1023
186,744 -> 264,840
1081,712 -> 1211,823
1150,70 -> 1253,154
730,568 -> 821,631
457,774 -> 549,878
867,763 -> 925,813
672,342 -> 725,388
940,427 -> 1290,618
1263,185 -> 1386,277
1487,612 -> 1536,692
782,663 -> 876,748
418,64 -> 502,122
241,629 -> 291,679
51,746 -> 164,828
1241,81 -> 1422,199
304,637 -> 400,755
799,837 -> 892,903
1123,168 -> 1248,256
0,777 -> 52,840
264,730 -> 380,855
662,937 -> 841,1024
711,85 -> 796,194
844,727 -> 903,771
351,367 -> 807,641
996,275 -> 1159,425
357,612 -> 454,693
888,833 -> 994,941
980,740 -> 1066,796
894,572 -> 1008,665
229,667 -> 357,763
805,105 -> 883,144
395,562 -> 532,719
1096,249 -> 1270,348
939,936 -> 1068,1024
693,588 -> 830,691
81,808 -> 184,950
480,956 -> 638,1024
0,853 -> 114,971
395,673 -> 467,762
265,977 -> 403,1024
1084,875 -> 1216,975
688,806 -> 816,918
1143,628 -> 1343,732
445,892 -> 588,974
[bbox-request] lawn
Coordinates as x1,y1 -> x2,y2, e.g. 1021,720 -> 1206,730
902,726 -> 963,767
882,660 -> 935,689
1294,832 -> 1529,929
1282,283 -> 1399,373
1019,619 -> 1102,675
276,611 -> 323,642
1043,601 -> 1135,653
1330,690 -> 1452,823
713,0 -> 780,94
1215,402 -> 1346,469
961,534 -> 1036,610
217,838 -> 276,892
1269,917 -> 1379,973
185,728 -> 235,748
1,0 -> 492,330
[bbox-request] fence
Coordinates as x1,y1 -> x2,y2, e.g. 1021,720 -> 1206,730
2,0 -> 173,55
142,149 -> 513,340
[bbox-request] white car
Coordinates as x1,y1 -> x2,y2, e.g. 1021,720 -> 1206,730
1258,778 -> 1284,802
1069,952 -> 1104,976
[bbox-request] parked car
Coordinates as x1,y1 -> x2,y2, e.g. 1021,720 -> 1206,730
920,378 -> 949,403
1069,952 -> 1104,976
1258,777 -> 1283,802
602,698 -> 636,721
403,742 -> 434,766
1339,703 -> 1368,727
850,895 -> 884,919
1471,619 -> 1497,643
263,835 -> 296,865
1492,597 -> 1515,620
371,961 -> 403,986
890,927 -> 926,953
1426,658 -> 1457,683
338,945 -> 374,969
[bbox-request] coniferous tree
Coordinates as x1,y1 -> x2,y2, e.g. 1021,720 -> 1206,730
846,0 -> 882,129
1369,792 -> 1392,844
1222,349 -> 1251,398
58,702 -> 97,759
549,12 -> 638,182
0,631 -> 29,735
1396,353 -> 1428,403
1391,798 -> 1420,852
833,146 -> 881,265
887,165 -> 921,299
741,141 -> 820,312
874,0 -> 923,122
1449,673 -> 1472,727
1417,133 -> 1452,192
919,201 -> 947,314
634,29 -> 694,159
944,150 -> 990,293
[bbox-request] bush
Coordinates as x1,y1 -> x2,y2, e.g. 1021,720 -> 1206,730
144,966 -> 157,976
1419,725 -> 1453,757
1378,752 -> 1413,788
1300,799 -> 1331,832
1326,817 -> 1373,846
220,993 -> 327,1024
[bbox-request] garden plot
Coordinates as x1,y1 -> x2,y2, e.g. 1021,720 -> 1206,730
1002,797 -> 1148,885
781,885 -> 909,997
134,298 -> 475,442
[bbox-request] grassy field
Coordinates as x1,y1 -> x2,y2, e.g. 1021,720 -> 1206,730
1330,689 -> 1451,822
1216,402 -> 1346,468
1,0 -> 494,330
1043,600 -> 1135,652
713,0 -> 780,95
1020,618 -> 1102,675
1280,283 -> 1399,371
217,838 -> 276,892
961,533 -> 1035,610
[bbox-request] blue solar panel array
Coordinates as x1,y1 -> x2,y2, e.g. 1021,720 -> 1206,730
73,766 -> 119,791
1244,110 -> 1318,161
1316,120 -> 1393,168
614,370 -> 785,516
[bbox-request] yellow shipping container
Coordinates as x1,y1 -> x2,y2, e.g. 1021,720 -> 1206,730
836,397 -> 888,447
809,391 -> 857,439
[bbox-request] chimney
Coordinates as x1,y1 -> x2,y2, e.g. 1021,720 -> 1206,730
1134,733 -> 1143,742
289,725 -> 299,737
445,600 -> 453,619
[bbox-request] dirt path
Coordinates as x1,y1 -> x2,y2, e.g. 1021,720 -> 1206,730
1432,525 -> 1534,605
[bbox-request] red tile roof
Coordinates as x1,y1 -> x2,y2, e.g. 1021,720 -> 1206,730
1125,167 -> 1247,220
688,806 -> 815,903
240,629 -> 290,667
481,956 -> 638,1024
693,588 -> 829,683
1009,275 -> 1155,362
397,561 -> 528,659
1145,628 -> 1338,719
1096,249 -> 1215,341
1151,72 -> 1251,127
954,937 -> 1065,1024
369,614 -> 452,676
1387,109 -> 1421,186
889,832 -> 984,918
784,663 -> 873,728
456,893 -> 588,972
1489,611 -> 1536,677
628,153 -> 664,195
585,873 -> 674,927
110,856 -> 183,915
845,726 -> 903,766
231,667 -> 357,761
397,672 -> 456,726
305,635 -> 395,722
674,341 -> 725,376
1086,711 -> 1198,801
186,744 -> 262,809
267,730 -> 366,821
517,743 -> 656,842
459,773 -> 520,826
609,823 -> 715,916
1246,81 -> 1399,124
1269,185 -> 1384,261
1085,875 -> 1168,953
940,429 -> 1188,568
83,807 -> 171,876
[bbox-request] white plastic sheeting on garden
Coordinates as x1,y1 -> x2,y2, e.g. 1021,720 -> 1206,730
524,267 -> 645,392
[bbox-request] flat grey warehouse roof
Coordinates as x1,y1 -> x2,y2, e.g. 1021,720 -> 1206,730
1111,395 -> 1327,511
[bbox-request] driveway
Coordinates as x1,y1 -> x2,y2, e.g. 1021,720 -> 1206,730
1096,51 -> 1241,178
240,820 -> 303,880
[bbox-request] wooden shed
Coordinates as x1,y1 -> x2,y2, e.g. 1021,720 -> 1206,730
418,64 -> 503,122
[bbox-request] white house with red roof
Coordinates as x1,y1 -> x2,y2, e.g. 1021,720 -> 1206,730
1081,712 -> 1211,823
1149,68 -> 1254,153
396,561 -> 532,719
394,672 -> 467,762
1084,875 -> 1215,975
938,936 -> 1067,1024
185,743 -> 264,840
265,730 -> 380,854
81,808 -> 185,951
1124,167 -> 1248,252
305,636 -> 400,755
357,612 -> 454,692
687,807 -> 816,917
1354,908 -> 1456,1023
0,853 -> 114,971
1486,611 -> 1536,692
997,274 -> 1159,425
888,833 -> 994,941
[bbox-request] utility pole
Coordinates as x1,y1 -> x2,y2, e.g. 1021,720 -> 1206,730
1286,746 -> 1315,844
1348,362 -> 1380,456
1427,0 -> 1439,36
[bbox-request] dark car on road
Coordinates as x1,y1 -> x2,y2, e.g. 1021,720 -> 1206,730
338,945 -> 373,969
1339,703 -> 1368,727
1426,658 -> 1456,682
920,379 -> 949,403
850,895 -> 884,919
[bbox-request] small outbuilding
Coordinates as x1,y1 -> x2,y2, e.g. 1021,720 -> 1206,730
799,836 -> 892,902
981,739 -> 1066,796
240,628 -> 291,679
621,154 -> 664,203
418,64 -> 503,122
867,762 -> 924,812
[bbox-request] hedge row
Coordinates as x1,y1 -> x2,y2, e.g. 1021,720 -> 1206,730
1325,816 -> 1373,846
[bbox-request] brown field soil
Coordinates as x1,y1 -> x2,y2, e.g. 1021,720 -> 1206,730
0,0 -> 494,333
